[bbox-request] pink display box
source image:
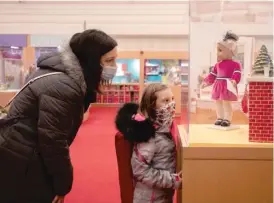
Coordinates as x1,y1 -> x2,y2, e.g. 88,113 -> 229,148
113,96 -> 119,103
125,96 -> 130,102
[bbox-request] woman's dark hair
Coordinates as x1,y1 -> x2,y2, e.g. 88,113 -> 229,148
69,29 -> 117,110
69,29 -> 117,93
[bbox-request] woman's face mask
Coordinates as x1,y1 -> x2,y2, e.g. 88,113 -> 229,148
101,64 -> 117,81
100,47 -> 118,81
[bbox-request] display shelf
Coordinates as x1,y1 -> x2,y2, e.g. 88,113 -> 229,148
35,47 -> 58,61
96,83 -> 139,105
0,35 -> 35,107
96,55 -> 141,105
144,59 -> 189,84
181,84 -> 188,107
0,42 -> 190,112
0,47 -> 24,90
96,52 -> 142,106
112,58 -> 140,84
180,60 -> 189,84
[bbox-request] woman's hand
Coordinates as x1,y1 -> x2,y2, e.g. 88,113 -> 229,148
52,196 -> 65,203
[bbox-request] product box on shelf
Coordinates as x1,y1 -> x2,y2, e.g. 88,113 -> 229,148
96,83 -> 139,105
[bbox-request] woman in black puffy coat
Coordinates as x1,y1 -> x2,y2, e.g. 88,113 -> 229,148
0,29 -> 118,203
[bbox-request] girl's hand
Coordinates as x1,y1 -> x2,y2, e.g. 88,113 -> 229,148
177,171 -> 183,178
178,171 -> 183,189
174,171 -> 183,189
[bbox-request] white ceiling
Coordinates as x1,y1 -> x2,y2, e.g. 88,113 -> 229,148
0,0 -> 272,35
190,1 -> 273,23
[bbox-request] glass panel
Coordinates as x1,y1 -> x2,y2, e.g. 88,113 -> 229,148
188,0 -> 273,148
233,52 -> 244,85
0,47 -> 23,90
35,47 -> 58,61
144,59 -> 189,85
143,58 -> 190,146
112,59 -> 140,84
97,58 -> 140,104
98,84 -> 140,104
180,60 -> 189,85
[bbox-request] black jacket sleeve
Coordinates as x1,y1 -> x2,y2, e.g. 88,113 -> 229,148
37,81 -> 83,196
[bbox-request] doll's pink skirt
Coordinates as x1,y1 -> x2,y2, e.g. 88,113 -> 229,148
212,79 -> 238,101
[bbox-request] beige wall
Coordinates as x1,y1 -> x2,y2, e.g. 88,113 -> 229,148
0,1 -> 189,35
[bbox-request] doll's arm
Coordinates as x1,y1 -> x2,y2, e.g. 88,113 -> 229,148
131,139 -> 181,189
231,62 -> 241,84
203,64 -> 217,85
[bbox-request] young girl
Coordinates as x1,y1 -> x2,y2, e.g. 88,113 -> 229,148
201,31 -> 242,127
115,83 -> 182,203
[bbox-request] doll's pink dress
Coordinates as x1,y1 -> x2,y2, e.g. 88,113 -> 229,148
204,59 -> 241,101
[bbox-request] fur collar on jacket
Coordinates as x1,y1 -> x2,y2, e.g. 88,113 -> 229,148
59,45 -> 87,94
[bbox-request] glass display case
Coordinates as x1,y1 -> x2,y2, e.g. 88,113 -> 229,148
144,59 -> 189,85
96,84 -> 139,104
35,47 -> 58,61
112,59 -> 140,84
180,60 -> 189,85
0,47 -> 23,90
93,52 -> 189,108
97,58 -> 140,104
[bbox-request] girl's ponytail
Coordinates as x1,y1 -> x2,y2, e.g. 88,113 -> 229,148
115,103 -> 155,143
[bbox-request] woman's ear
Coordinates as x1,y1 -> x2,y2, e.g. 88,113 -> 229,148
99,57 -> 104,66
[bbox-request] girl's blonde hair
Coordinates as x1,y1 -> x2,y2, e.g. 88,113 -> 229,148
139,83 -> 169,120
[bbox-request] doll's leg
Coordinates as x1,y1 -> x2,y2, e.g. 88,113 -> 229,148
221,100 -> 233,127
215,100 -> 224,125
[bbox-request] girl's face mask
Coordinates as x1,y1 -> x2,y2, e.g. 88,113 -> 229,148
155,101 -> 176,127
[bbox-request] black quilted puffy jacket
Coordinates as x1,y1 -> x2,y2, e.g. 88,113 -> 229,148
0,45 -> 87,203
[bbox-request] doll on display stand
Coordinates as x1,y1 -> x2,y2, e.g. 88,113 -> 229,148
201,31 -> 241,128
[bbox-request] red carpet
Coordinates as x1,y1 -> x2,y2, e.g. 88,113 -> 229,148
65,106 -> 187,203
66,107 -> 120,203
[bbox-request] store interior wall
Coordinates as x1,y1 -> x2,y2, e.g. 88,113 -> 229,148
0,1 -> 188,36
29,35 -> 189,51
0,1 -> 272,52
255,37 -> 273,53
24,34 -> 274,53
0,0 -> 273,96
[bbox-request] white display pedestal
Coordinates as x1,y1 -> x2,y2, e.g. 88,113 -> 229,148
208,125 -> 241,131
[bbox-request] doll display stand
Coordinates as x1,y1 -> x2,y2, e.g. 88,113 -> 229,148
208,125 -> 240,131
